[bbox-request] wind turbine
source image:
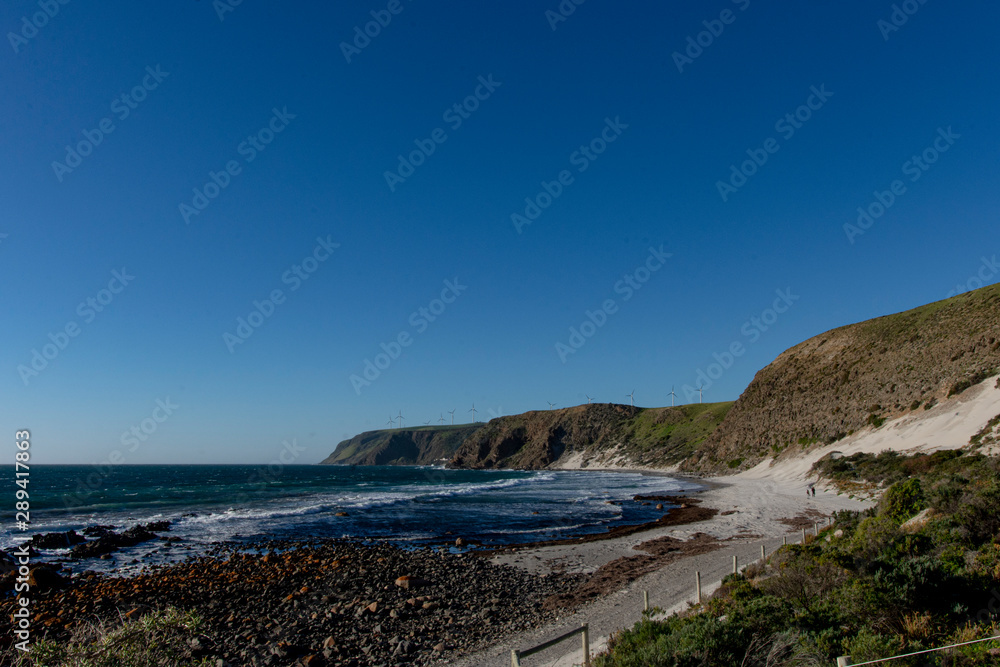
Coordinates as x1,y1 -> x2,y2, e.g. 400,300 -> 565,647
386,415 -> 394,427
585,394 -> 593,405
469,403 -> 477,423
668,386 -> 677,407
697,385 -> 705,404
547,401 -> 556,410
396,411 -> 404,428
438,414 -> 445,425
423,420 -> 431,425
627,390 -> 635,407
448,409 -> 455,425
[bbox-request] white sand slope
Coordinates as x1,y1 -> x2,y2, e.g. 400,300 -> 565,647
739,373 -> 1000,487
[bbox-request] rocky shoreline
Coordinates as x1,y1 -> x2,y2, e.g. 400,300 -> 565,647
0,493 -> 723,665
3,538 -> 583,666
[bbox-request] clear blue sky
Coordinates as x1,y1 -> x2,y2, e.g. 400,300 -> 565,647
3,0 -> 998,464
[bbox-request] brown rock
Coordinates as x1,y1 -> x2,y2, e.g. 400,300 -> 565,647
394,575 -> 430,590
28,566 -> 65,591
900,508 -> 941,534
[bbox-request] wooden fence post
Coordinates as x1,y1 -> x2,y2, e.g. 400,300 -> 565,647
732,555 -> 737,574
582,623 -> 590,667
643,590 -> 649,612
760,544 -> 765,560
511,649 -> 521,667
696,571 -> 702,604
836,656 -> 852,666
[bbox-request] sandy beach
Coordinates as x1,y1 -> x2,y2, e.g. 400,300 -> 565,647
453,377 -> 1000,666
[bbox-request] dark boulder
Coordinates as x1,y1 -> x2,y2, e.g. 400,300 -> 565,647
29,530 -> 85,549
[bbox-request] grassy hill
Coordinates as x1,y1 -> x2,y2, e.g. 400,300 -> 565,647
690,284 -> 1000,472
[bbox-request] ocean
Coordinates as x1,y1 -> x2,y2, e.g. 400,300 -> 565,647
2,464 -> 696,573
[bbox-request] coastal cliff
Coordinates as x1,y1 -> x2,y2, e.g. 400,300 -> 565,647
447,402 -> 732,470
320,425 -> 482,466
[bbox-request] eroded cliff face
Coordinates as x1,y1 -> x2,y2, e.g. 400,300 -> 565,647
690,284 -> 1000,472
321,425 -> 482,466
448,402 -> 732,470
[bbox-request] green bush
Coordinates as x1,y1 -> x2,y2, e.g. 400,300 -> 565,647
868,413 -> 887,428
844,628 -> 900,663
880,478 -> 925,523
955,480 -> 1000,545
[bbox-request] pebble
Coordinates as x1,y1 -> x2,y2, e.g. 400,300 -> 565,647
1,538 -> 581,667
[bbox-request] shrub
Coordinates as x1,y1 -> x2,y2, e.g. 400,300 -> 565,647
879,478 -> 925,523
868,413 -> 887,428
954,480 -> 1000,546
844,628 -> 899,663
948,368 -> 995,397
850,515 -> 901,568
760,547 -> 847,611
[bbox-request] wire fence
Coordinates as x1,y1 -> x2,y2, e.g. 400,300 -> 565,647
837,634 -> 1000,666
